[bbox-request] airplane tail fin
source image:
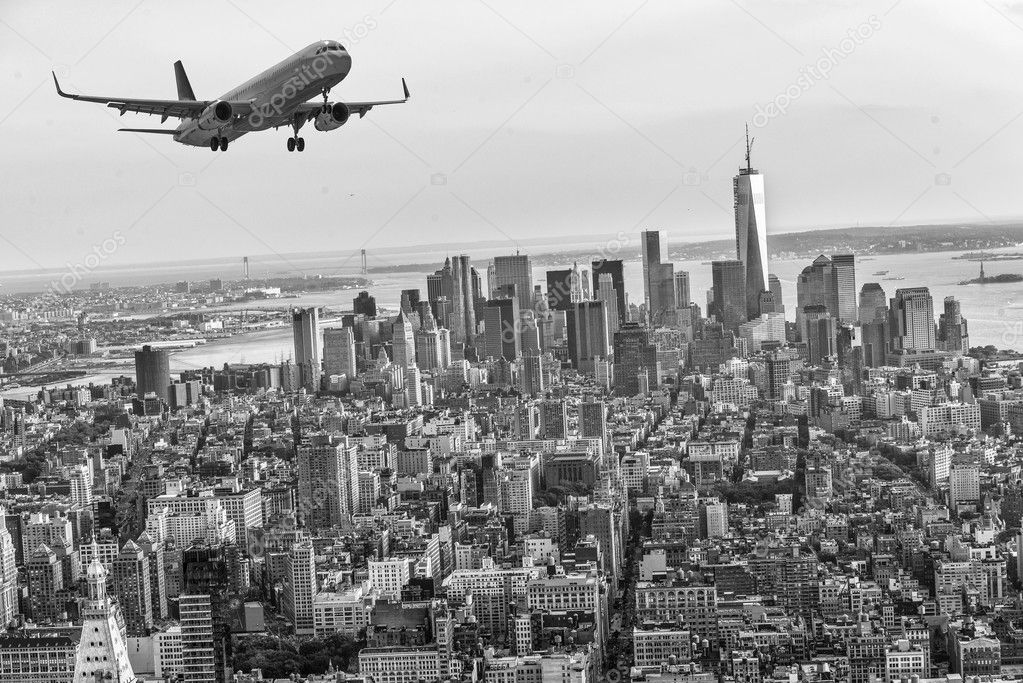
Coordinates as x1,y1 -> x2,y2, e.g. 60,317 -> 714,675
174,60 -> 196,100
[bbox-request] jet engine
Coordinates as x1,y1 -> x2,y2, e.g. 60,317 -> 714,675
197,101 -> 233,130
315,103 -> 350,131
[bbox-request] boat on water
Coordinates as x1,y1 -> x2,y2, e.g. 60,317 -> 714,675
883,276 -> 905,281
872,270 -> 888,276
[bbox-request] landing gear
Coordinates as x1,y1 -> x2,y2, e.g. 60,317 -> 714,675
210,136 -> 229,152
288,113 -> 306,152
322,87 -> 331,113
219,137 -> 229,151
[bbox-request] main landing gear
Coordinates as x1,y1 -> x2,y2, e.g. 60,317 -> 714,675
209,136 -> 229,152
287,136 -> 305,152
321,87 -> 331,114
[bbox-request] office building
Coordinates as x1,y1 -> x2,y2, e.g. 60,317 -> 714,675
592,259 -> 626,323
545,269 -> 574,312
831,254 -> 857,323
292,307 -> 321,391
179,594 -> 216,683
566,301 -> 610,373
595,273 -> 621,334
612,323 -> 659,396
938,296 -> 970,353
804,305 -> 837,365
674,270 -> 691,308
859,283 -> 887,323
483,297 -> 521,361
323,326 -> 357,379
734,137 -> 769,319
492,254 -> 533,311
353,291 -> 377,318
112,539 -> 153,636
539,401 -> 568,440
297,434 -> 359,531
641,230 -> 675,326
796,256 -> 838,335
711,260 -> 747,331
391,309 -> 416,369
889,287 -> 936,352
135,345 -> 171,403
284,540 -> 317,636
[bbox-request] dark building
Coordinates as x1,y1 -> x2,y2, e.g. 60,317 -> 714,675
400,288 -> 421,313
482,297 -> 520,361
545,269 -> 574,312
134,345 -> 171,402
711,260 -> 747,332
612,323 -> 659,396
566,301 -> 610,373
353,291 -> 377,318
592,259 -> 626,323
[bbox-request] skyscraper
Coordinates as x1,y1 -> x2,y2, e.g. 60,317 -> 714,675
180,593 -> 217,683
711,260 -> 747,331
734,130 -> 769,320
74,559 -> 138,682
297,434 -> 358,531
566,300 -> 610,373
483,296 -> 521,361
889,287 -> 936,352
804,305 -> 837,365
518,354 -> 545,397
292,307 -> 321,391
674,270 -> 691,308
450,255 -> 477,348
353,291 -> 377,317
390,309 -> 416,368
831,254 -> 857,323
768,274 -> 784,314
545,269 -> 574,312
323,326 -> 357,378
796,256 -> 838,336
592,259 -> 626,323
938,296 -> 970,353
612,323 -> 659,396
595,273 -> 620,335
641,230 -> 675,326
135,345 -> 171,402
284,540 -> 317,636
858,282 -> 888,324
112,539 -> 153,636
492,254 -> 534,311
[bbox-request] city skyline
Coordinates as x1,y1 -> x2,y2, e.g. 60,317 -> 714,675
4,1 -> 1023,269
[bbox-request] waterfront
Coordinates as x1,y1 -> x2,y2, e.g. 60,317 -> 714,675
2,247 -> 1020,402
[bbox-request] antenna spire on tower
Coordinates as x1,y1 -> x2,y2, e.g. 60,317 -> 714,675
745,123 -> 755,172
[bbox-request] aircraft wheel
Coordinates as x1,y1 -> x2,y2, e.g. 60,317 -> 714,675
210,137 -> 220,151
219,137 -> 229,151
296,137 -> 305,152
287,137 -> 296,152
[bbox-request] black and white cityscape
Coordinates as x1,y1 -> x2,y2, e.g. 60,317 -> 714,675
3,2 -> 1023,683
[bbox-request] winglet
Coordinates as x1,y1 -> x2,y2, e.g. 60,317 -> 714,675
52,71 -> 72,99
402,78 -> 410,101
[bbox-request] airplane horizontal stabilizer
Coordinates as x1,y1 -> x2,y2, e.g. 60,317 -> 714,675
118,128 -> 177,135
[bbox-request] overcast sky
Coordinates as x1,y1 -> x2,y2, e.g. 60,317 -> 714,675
1,0 -> 1023,271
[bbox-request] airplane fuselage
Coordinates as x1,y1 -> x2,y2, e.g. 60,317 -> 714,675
173,40 -> 352,147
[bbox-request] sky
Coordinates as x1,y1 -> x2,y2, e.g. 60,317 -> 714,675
2,0 -> 1023,272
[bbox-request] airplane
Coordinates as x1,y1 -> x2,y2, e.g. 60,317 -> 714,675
52,40 -> 409,152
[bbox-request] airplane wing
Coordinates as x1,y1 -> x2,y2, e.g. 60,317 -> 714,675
52,72 -> 252,122
295,78 -> 410,122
